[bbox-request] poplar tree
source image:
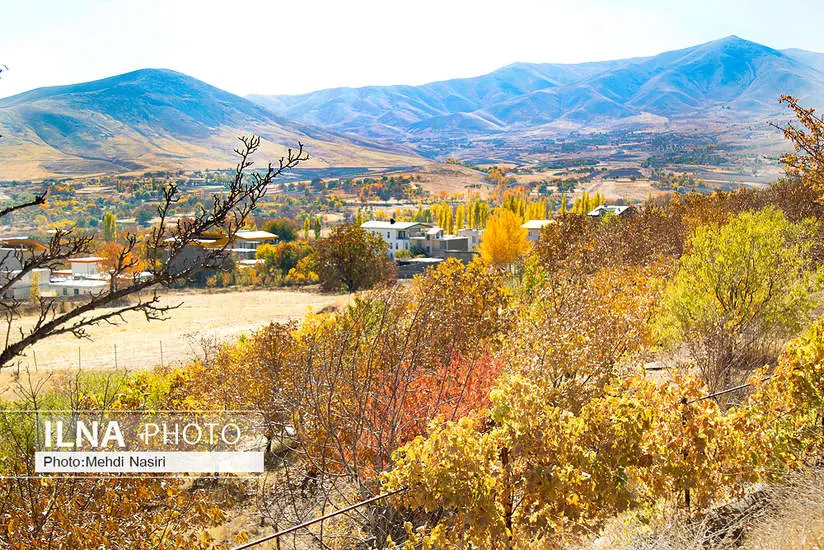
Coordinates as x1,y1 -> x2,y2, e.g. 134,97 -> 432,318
102,212 -> 116,241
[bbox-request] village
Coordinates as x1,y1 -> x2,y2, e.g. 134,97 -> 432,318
0,203 -> 635,299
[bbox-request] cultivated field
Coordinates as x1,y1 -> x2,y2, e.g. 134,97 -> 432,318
0,288 -> 351,397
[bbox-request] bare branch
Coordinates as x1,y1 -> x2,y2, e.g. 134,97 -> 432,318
0,137 -> 308,369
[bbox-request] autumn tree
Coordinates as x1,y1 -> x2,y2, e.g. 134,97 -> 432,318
102,211 -> 117,241
435,202 -> 454,234
314,224 -> 395,292
97,240 -> 147,292
28,271 -> 39,302
524,199 -> 548,221
312,216 -> 322,238
468,198 -> 490,229
478,208 -> 528,269
776,95 -> 824,196
175,259 -> 509,545
256,241 -> 309,278
656,206 -> 820,391
284,259 -> 508,543
513,256 -> 666,410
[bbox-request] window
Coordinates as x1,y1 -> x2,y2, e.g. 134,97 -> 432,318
74,289 -> 79,296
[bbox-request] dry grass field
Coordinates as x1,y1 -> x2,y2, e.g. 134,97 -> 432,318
0,288 -> 351,398
410,163 -> 491,197
582,177 -> 656,203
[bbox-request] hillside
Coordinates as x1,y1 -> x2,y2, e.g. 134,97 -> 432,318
0,69 -> 421,180
250,36 -> 824,139
783,48 -> 824,73
4,37 -> 823,181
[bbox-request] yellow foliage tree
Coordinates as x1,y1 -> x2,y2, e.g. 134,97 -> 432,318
29,271 -> 40,302
478,209 -> 528,268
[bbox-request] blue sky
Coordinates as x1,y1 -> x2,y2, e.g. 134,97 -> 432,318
1,0 -> 823,98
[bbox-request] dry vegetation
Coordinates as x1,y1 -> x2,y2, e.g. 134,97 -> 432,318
0,288 -> 350,397
591,468 -> 824,550
402,162 -> 491,197
742,470 -> 824,550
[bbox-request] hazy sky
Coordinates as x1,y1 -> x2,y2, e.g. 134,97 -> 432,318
1,0 -> 823,99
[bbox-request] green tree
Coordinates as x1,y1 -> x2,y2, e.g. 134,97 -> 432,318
134,205 -> 153,226
314,225 -> 395,292
656,206 -> 821,391
263,218 -> 298,242
102,212 -> 116,241
256,242 -> 305,275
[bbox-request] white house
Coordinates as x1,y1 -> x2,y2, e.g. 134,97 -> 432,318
229,230 -> 277,260
587,205 -> 634,218
50,257 -> 107,297
361,221 -> 428,258
521,219 -> 555,242
68,257 -> 104,277
50,278 -> 107,297
1,267 -> 52,300
0,237 -> 51,299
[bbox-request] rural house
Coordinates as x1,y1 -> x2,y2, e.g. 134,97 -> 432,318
228,230 -> 277,260
521,219 -> 555,242
587,205 -> 635,218
408,227 -> 483,263
50,257 -> 107,297
360,220 -> 428,258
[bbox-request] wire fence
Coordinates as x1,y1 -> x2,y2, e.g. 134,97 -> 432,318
8,340 -> 200,376
234,487 -> 409,550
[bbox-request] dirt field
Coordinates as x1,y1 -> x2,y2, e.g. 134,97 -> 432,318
409,163 -> 491,197
0,288 -> 350,396
583,177 -> 656,202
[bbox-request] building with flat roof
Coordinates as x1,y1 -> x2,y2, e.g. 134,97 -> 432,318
229,230 -> 277,260
0,237 -> 48,272
361,221 -> 429,258
521,219 -> 555,242
49,256 -> 107,297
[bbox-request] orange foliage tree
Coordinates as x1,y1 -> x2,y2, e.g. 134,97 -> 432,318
776,95 -> 824,197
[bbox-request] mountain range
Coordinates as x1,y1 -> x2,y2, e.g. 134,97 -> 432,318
0,69 -> 420,180
1,36 -> 823,180
249,36 -> 824,139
